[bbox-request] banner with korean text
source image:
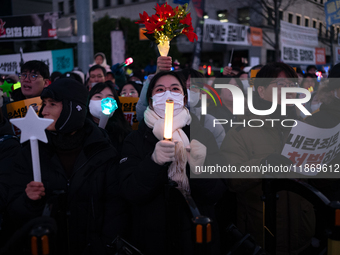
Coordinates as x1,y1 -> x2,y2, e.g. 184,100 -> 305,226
0,12 -> 60,41
202,19 -> 262,46
119,97 -> 139,130
6,97 -> 42,136
280,20 -> 318,47
281,121 -> 340,177
281,43 -> 316,65
0,48 -> 74,75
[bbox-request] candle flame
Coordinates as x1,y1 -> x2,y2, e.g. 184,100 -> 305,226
164,99 -> 174,140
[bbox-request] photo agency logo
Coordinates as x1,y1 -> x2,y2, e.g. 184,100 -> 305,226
192,78 -> 312,128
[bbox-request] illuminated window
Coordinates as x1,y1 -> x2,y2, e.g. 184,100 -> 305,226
238,7 -> 250,26
217,10 -> 228,23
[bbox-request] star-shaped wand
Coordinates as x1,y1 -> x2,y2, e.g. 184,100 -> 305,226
10,106 -> 53,182
0,80 -> 13,97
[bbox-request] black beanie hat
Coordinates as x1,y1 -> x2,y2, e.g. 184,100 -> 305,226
40,78 -> 88,134
328,63 -> 340,90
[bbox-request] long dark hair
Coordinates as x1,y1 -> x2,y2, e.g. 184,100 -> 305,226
87,81 -> 132,146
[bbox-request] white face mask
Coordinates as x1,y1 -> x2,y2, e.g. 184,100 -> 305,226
188,90 -> 200,107
89,99 -> 115,119
310,102 -> 321,113
152,90 -> 184,118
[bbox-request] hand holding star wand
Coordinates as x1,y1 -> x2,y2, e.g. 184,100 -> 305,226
10,106 -> 53,182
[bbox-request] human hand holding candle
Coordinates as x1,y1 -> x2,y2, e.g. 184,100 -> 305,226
98,97 -> 118,129
156,56 -> 172,73
164,99 -> 174,141
10,106 -> 53,182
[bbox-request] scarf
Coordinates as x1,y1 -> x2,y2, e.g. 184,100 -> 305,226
144,107 -> 192,193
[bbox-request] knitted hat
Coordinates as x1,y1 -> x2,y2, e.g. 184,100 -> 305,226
328,63 -> 340,90
40,78 -> 88,134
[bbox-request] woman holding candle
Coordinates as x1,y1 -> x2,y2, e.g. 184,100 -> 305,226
5,78 -> 128,254
87,81 -> 132,155
119,71 -> 226,255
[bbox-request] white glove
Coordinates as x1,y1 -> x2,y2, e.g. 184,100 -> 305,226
186,139 -> 207,175
152,140 -> 176,165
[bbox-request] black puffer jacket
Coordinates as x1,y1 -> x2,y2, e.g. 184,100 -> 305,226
5,119 -> 127,254
0,118 -> 20,212
119,113 -> 226,255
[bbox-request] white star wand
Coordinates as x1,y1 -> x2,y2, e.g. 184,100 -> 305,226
10,106 -> 53,182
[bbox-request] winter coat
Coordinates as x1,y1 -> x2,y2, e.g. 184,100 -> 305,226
119,113 -> 226,255
0,118 -> 20,212
220,97 -> 315,255
5,119 -> 127,255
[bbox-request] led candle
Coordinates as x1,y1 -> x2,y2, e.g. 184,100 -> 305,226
164,99 -> 174,141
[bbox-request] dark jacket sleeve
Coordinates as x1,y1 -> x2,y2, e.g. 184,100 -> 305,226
7,147 -> 45,225
119,132 -> 169,204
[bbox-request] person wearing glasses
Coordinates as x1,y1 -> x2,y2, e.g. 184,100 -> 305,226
220,62 -> 315,254
18,60 -> 50,100
119,81 -> 141,98
88,64 -> 106,91
119,71 -> 225,255
1,61 -> 50,119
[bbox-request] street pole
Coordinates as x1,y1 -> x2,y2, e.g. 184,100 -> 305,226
75,0 -> 94,74
330,26 -> 334,68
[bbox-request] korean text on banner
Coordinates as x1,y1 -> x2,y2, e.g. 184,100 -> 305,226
119,96 -> 139,130
6,97 -> 42,136
0,12 -> 59,41
281,121 -> 340,176
281,43 -> 315,65
280,20 -> 318,47
0,48 -> 74,75
203,19 -> 250,45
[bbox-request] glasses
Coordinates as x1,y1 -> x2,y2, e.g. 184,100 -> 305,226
153,86 -> 182,96
271,80 -> 299,88
19,73 -> 42,81
90,74 -> 104,79
121,91 -> 138,97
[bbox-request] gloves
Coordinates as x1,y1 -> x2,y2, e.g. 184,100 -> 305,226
260,153 -> 293,167
186,139 -> 207,175
111,63 -> 124,75
151,140 -> 176,165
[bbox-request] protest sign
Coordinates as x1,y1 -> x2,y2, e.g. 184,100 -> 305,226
119,97 -> 139,130
282,121 -> 340,176
6,97 -> 42,136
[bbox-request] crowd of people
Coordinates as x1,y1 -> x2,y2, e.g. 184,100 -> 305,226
0,51 -> 339,255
